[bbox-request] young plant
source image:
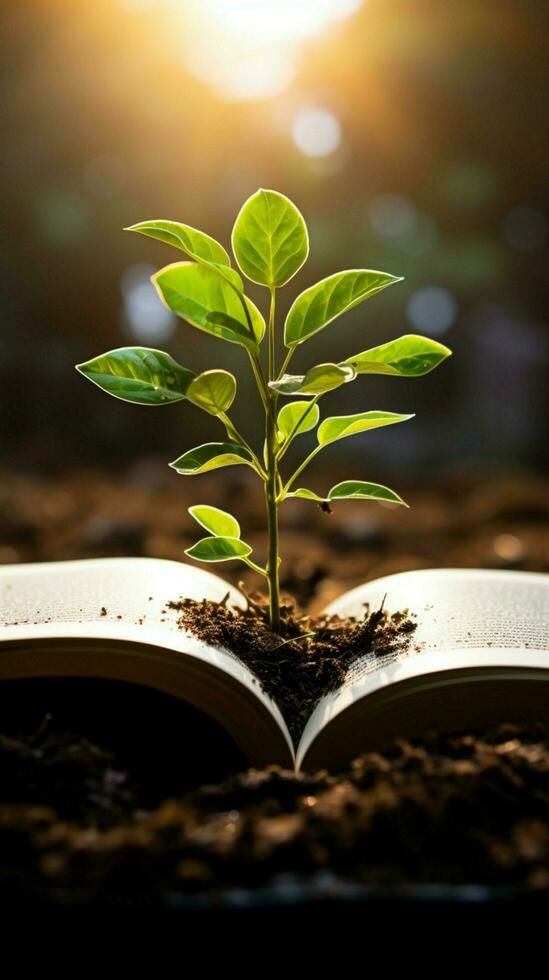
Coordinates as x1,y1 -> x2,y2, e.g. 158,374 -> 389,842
76,190 -> 451,633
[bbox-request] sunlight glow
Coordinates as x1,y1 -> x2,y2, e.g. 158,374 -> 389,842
183,0 -> 364,101
186,43 -> 295,101
202,0 -> 363,44
117,0 -> 157,10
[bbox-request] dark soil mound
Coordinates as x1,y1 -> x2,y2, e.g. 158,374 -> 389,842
167,592 -> 418,741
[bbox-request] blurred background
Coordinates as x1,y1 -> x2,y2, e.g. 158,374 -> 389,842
0,0 -> 548,591
2,0 -> 548,468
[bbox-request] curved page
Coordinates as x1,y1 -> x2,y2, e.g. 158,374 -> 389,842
0,557 -> 294,768
297,568 -> 549,770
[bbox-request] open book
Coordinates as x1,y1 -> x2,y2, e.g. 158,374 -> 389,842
0,558 -> 548,771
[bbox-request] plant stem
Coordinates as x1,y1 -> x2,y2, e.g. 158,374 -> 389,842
265,467 -> 280,631
242,555 -> 268,578
277,347 -> 294,380
265,287 -> 281,633
247,350 -> 269,411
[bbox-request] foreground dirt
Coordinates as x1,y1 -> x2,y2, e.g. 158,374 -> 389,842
1,721 -> 549,906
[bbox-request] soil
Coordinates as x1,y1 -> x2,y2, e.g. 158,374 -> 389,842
168,593 -> 418,742
2,716 -> 549,906
0,463 -> 548,906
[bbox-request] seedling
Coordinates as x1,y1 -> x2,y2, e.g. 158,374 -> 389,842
76,189 -> 451,633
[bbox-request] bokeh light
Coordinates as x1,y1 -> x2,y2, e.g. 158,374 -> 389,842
292,108 -> 342,157
407,287 -> 457,335
121,265 -> 176,344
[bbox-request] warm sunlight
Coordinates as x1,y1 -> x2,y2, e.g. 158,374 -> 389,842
184,0 -> 364,100
197,0 -> 364,43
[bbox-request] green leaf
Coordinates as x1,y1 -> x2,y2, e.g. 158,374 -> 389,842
125,220 -> 241,299
205,311 -> 251,334
270,363 -> 356,397
286,481 -> 408,507
343,334 -> 452,377
284,269 -> 403,347
169,442 -> 253,475
75,347 -> 195,405
152,262 -> 265,352
125,219 -> 230,267
185,536 -> 252,563
317,411 -> 414,446
328,481 -> 408,506
231,189 -> 309,287
277,401 -> 320,441
286,488 -> 324,502
186,370 -> 236,416
188,505 -> 240,538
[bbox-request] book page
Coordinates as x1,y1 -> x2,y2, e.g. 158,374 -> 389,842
0,557 -> 294,767
296,568 -> 549,770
